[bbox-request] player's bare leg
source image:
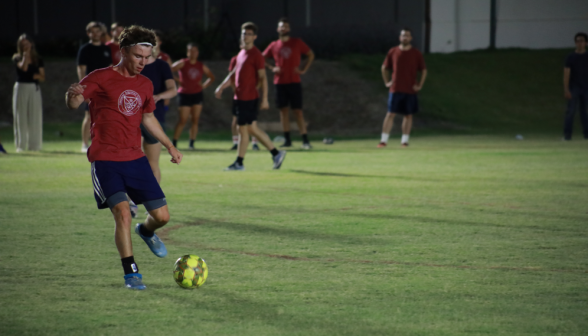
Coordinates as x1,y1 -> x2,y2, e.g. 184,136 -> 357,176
279,107 -> 292,147
189,104 -> 202,148
293,108 -> 311,149
144,205 -> 170,232
144,142 -> 162,183
111,201 -> 134,258
81,111 -> 91,152
237,125 -> 250,158
249,121 -> 275,150
231,116 -> 239,149
173,106 -> 191,147
401,115 -> 413,146
378,112 -> 395,148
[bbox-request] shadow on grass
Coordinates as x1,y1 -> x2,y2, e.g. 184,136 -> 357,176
290,169 -> 445,181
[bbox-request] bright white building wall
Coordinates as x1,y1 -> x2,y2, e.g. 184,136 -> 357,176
430,0 -> 588,53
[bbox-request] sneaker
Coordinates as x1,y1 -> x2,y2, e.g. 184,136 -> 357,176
135,223 -> 167,258
252,143 -> 260,151
401,142 -> 409,147
224,162 -> 245,171
377,142 -> 387,148
272,150 -> 286,169
129,201 -> 138,218
301,142 -> 312,150
0,144 -> 7,154
230,143 -> 238,150
81,144 -> 89,153
280,141 -> 292,148
124,273 -> 146,290
188,145 -> 195,150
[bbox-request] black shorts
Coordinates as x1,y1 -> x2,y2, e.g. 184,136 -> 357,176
235,99 -> 259,126
231,99 -> 238,116
140,122 -> 165,145
275,83 -> 303,109
178,92 -> 203,107
387,92 -> 418,115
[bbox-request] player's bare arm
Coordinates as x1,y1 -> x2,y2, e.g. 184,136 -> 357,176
215,69 -> 236,99
171,59 -> 184,83
258,68 -> 269,110
154,79 -> 177,103
77,65 -> 87,81
296,50 -> 315,75
33,67 -> 45,82
381,65 -> 392,88
201,65 -> 216,89
264,57 -> 281,73
65,83 -> 87,109
16,51 -> 30,72
563,67 -> 572,99
142,112 -> 183,164
413,69 -> 428,92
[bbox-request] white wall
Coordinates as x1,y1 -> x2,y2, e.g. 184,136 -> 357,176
496,0 -> 588,49
430,0 -> 588,53
430,0 -> 491,53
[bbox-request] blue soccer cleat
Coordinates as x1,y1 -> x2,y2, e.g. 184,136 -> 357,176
135,223 -> 167,258
124,273 -> 146,290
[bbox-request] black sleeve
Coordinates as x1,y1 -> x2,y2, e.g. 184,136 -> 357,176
77,45 -> 87,66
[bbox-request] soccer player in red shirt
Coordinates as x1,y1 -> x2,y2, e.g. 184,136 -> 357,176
378,28 -> 427,148
171,43 -> 216,149
106,22 -> 124,65
263,18 -> 315,149
65,25 -> 182,290
215,22 -> 286,171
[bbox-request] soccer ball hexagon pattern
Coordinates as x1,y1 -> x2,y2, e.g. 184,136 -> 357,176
173,255 -> 208,289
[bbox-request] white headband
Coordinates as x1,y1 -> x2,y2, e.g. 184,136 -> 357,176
128,42 -> 153,47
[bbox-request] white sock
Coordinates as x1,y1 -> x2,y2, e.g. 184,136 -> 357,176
401,134 -> 409,144
251,137 -> 258,144
381,133 -> 390,143
232,136 -> 239,144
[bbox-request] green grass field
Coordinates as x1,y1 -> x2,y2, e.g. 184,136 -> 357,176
1,134 -> 587,335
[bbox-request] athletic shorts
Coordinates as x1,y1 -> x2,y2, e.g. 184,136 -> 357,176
91,157 -> 166,210
235,99 -> 259,126
275,83 -> 303,109
231,99 -> 238,117
178,92 -> 203,106
388,92 -> 418,115
140,122 -> 166,145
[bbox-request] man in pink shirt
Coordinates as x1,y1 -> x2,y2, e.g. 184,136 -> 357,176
263,18 -> 315,149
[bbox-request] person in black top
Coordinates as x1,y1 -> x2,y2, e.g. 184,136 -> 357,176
563,32 -> 588,140
77,21 -> 112,152
12,34 -> 45,152
140,46 -> 177,183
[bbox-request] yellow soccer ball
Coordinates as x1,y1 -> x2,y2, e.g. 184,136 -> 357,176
173,255 -> 208,289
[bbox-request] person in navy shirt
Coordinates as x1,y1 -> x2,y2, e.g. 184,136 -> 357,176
563,32 -> 588,140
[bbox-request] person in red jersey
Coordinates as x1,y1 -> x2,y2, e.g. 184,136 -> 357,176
171,43 -> 215,149
106,22 -> 124,65
377,28 -> 427,148
263,17 -> 315,149
228,48 -> 260,151
215,22 -> 286,171
65,25 -> 182,290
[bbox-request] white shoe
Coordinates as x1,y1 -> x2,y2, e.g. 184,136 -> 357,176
81,144 -> 89,153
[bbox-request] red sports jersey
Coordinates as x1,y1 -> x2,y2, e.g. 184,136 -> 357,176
80,67 -> 155,162
158,52 -> 170,63
105,41 -> 121,65
262,38 -> 310,84
234,47 -> 265,101
383,46 -> 426,94
228,56 -> 237,71
177,59 -> 203,94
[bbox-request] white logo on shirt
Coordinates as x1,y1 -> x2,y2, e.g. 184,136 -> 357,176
279,46 -> 292,59
117,90 -> 143,116
188,68 -> 200,80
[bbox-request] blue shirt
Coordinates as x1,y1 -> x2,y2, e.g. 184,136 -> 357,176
565,52 -> 588,91
142,59 -> 174,122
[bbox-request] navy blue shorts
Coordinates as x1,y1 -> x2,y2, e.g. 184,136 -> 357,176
388,92 -> 418,115
235,99 -> 259,126
178,92 -> 203,106
276,83 -> 303,109
91,157 -> 166,210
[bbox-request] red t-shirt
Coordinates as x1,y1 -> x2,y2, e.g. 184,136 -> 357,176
262,38 -> 310,84
105,41 -> 121,65
178,59 -> 203,94
158,52 -> 171,63
228,56 -> 237,71
383,46 -> 426,94
234,47 -> 265,101
80,67 -> 155,162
